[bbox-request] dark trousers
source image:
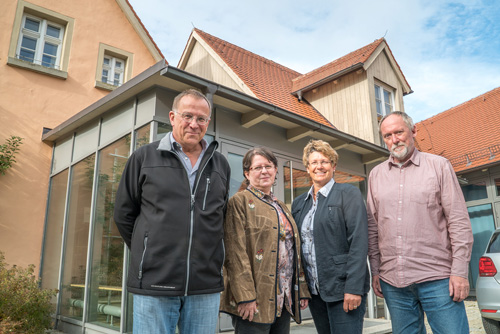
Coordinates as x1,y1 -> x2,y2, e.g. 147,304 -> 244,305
231,311 -> 291,334
308,293 -> 366,334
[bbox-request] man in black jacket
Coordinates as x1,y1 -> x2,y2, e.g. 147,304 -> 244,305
114,89 -> 230,334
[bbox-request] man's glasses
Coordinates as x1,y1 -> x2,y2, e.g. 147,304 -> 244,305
249,165 -> 275,173
175,112 -> 210,125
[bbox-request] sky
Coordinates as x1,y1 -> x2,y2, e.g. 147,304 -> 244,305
127,0 -> 500,122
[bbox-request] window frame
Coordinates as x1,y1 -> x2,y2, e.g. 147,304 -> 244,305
95,44 -> 134,91
7,0 -> 74,79
374,82 -> 395,120
16,14 -> 65,69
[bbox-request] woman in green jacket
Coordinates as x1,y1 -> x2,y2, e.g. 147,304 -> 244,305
220,147 -> 310,333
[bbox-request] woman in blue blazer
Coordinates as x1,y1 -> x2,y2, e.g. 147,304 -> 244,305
291,140 -> 370,334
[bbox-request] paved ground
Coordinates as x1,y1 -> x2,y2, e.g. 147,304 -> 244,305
285,297 -> 484,334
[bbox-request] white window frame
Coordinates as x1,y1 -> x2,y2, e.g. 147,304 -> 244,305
7,0 -> 74,79
102,55 -> 125,87
16,14 -> 65,69
95,43 -> 133,91
374,83 -> 394,121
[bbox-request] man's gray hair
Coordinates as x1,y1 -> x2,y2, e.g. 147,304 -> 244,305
172,89 -> 212,115
379,111 -> 415,134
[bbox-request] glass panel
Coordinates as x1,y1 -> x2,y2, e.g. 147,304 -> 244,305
467,204 -> 496,288
21,35 -> 37,50
461,180 -> 488,202
42,54 -> 56,68
102,69 -> 108,83
46,25 -> 60,38
154,122 -> 172,141
495,178 -> 500,197
88,136 -> 130,328
283,166 -> 311,209
227,152 -> 245,197
43,42 -> 58,56
41,169 -> 69,306
52,136 -> 73,174
24,18 -> 40,32
115,61 -> 122,68
103,57 -> 110,66
100,102 -> 134,146
335,170 -> 367,196
19,48 -> 35,62
135,124 -> 151,150
60,154 -> 96,320
73,122 -> 99,163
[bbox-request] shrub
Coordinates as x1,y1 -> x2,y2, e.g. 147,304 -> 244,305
0,252 -> 56,333
0,136 -> 23,175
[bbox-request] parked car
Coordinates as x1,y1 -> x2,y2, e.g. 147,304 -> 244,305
477,227 -> 500,334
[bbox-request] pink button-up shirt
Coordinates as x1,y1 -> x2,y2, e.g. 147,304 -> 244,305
367,149 -> 473,288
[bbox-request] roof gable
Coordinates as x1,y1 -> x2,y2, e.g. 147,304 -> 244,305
291,38 -> 411,95
118,0 -> 165,62
180,29 -> 333,128
416,87 -> 500,173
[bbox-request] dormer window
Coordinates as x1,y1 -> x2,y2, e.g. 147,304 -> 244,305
375,83 -> 394,121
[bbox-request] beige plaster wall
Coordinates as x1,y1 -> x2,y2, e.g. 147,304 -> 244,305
0,0 -> 158,271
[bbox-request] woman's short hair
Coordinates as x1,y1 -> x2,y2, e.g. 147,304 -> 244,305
302,139 -> 339,167
242,147 -> 278,185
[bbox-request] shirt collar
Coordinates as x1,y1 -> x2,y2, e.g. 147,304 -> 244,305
388,148 -> 420,169
247,185 -> 275,201
157,132 -> 207,152
305,178 -> 335,200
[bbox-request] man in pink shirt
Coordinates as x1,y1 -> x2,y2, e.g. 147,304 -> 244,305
367,111 -> 473,334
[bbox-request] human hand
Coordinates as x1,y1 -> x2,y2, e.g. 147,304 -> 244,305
237,301 -> 258,322
300,299 -> 309,310
343,293 -> 362,313
449,275 -> 469,302
372,275 -> 384,298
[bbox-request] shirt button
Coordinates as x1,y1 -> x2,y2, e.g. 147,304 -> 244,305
400,184 -> 403,187
397,217 -> 401,221
399,201 -> 402,204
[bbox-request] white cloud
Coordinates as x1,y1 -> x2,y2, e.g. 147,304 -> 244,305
128,0 -> 500,122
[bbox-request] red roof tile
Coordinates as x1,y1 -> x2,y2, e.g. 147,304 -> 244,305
193,29 -> 333,127
416,87 -> 500,173
292,38 -> 383,93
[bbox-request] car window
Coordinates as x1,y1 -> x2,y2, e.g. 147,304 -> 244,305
487,232 -> 500,253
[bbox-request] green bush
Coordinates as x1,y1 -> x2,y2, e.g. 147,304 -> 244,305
0,136 -> 23,175
0,252 -> 56,333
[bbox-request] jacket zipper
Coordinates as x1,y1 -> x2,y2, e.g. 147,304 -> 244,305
138,234 -> 148,288
184,148 -> 217,296
203,177 -> 211,210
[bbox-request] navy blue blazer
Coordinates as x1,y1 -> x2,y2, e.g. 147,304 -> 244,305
291,182 -> 370,302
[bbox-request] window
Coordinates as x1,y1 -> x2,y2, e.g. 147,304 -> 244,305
8,1 -> 74,78
95,44 -> 134,91
102,55 -> 124,86
375,83 -> 394,121
17,14 -> 64,69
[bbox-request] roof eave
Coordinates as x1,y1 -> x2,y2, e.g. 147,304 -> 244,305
292,63 -> 364,96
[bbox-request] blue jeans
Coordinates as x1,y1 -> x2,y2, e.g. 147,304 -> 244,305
308,293 -> 366,334
380,278 -> 469,334
133,293 -> 220,334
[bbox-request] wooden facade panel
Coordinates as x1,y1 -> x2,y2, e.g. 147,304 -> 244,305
183,42 -> 242,92
304,71 -> 374,142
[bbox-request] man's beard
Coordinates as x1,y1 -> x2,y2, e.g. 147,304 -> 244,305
391,142 -> 409,160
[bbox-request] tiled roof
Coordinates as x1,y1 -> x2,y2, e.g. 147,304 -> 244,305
193,29 -> 333,127
291,38 -> 385,93
415,87 -> 500,173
